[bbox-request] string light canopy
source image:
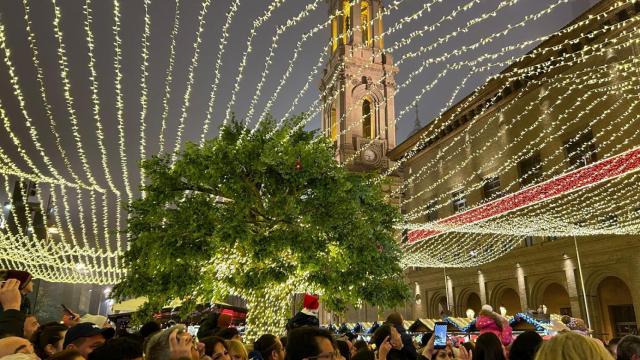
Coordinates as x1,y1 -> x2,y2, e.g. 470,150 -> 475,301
0,0 -> 637,283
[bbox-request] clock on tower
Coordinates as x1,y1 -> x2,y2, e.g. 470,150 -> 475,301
320,0 -> 399,173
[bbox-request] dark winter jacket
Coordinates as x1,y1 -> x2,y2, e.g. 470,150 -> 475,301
395,325 -> 417,360
286,311 -> 319,331
0,308 -> 26,337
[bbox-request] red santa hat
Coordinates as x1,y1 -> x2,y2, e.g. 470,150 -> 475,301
303,294 -> 319,310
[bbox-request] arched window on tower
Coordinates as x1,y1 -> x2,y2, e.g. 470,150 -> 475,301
362,98 -> 373,139
331,104 -> 338,141
331,17 -> 338,52
361,1 -> 371,45
343,0 -> 351,45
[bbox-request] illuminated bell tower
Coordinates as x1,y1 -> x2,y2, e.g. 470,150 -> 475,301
320,0 -> 399,171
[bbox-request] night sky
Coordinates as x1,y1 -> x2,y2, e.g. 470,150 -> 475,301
0,0 -> 598,231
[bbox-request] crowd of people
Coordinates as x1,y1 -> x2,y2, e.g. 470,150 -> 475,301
2,272 -> 640,360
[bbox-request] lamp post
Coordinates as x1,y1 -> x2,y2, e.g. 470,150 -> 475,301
573,236 -> 592,334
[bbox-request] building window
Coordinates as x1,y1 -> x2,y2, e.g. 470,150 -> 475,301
360,1 -> 371,45
425,201 -> 438,222
524,236 -> 535,247
342,0 -> 351,45
564,129 -> 597,169
331,104 -> 337,141
482,176 -> 501,201
518,153 -> 542,187
362,98 -> 373,139
331,17 -> 338,52
451,189 -> 466,213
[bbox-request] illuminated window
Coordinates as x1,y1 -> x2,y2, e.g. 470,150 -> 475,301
331,105 -> 337,141
331,17 -> 338,52
343,0 -> 351,45
361,1 -> 371,45
362,98 -> 372,138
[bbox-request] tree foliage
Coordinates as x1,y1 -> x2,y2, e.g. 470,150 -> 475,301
114,115 -> 409,337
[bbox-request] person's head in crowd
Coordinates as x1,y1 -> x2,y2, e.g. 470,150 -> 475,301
337,340 -> 351,360
344,333 -> 357,344
280,336 -> 288,349
252,334 -> 285,360
616,335 -> 640,360
217,327 -> 242,341
385,313 -> 404,330
509,330 -> 542,360
473,332 -> 506,360
352,340 -> 369,353
139,321 -> 161,339
431,344 -> 455,360
285,327 -> 337,360
0,336 -> 36,358
226,340 -> 248,360
48,349 -> 84,360
370,324 -> 404,360
63,322 -> 115,358
351,350 -> 375,360
146,325 -> 201,360
220,313 -> 233,327
87,337 -> 143,360
22,315 -> 39,342
31,322 -> 68,359
607,337 -> 622,357
200,336 -> 230,360
198,313 -> 221,339
534,331 -> 614,360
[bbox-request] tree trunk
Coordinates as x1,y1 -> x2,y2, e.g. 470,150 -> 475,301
244,287 -> 292,341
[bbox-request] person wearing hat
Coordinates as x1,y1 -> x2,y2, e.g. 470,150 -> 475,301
286,294 -> 320,332
63,322 -> 115,358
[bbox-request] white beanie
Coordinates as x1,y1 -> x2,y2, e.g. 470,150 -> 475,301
481,304 -> 494,312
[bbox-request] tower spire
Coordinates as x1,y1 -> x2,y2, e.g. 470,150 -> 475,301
411,104 -> 421,135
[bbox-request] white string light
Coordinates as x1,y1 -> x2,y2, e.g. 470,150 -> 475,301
111,0 -> 134,200
199,0 -> 241,145
51,0 -> 100,187
158,0 -> 181,154
222,0 -> 289,126
138,0 -> 152,165
172,0 -> 213,159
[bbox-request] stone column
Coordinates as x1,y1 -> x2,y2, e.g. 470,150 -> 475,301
563,257 -> 583,318
478,271 -> 488,305
516,264 -> 529,311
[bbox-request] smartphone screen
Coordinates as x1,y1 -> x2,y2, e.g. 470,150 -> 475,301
433,322 -> 448,349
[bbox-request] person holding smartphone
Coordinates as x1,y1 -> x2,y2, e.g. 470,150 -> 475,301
420,330 -> 471,360
370,324 -> 406,360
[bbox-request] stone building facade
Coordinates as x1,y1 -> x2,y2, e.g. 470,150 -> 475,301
332,0 -> 640,342
385,0 -> 640,341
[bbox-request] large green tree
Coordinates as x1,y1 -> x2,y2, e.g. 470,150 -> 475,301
115,115 -> 409,339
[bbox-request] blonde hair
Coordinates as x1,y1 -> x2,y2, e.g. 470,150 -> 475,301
226,340 -> 249,360
534,332 -> 614,360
